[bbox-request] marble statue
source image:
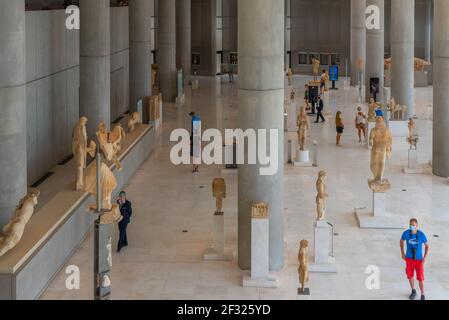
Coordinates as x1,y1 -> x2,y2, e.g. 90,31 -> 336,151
298,239 -> 310,293
384,58 -> 431,72
287,68 -> 293,86
96,122 -> 123,171
324,71 -> 330,92
368,98 -> 377,121
297,107 -> 310,151
369,117 -> 393,191
389,99 -> 407,121
356,59 -> 364,72
151,64 -> 158,88
72,117 -> 89,191
128,112 -> 142,133
311,58 -> 320,79
316,171 -> 328,221
0,189 -> 40,257
251,202 -> 269,219
212,178 -> 226,213
407,118 -> 418,148
84,156 -> 123,225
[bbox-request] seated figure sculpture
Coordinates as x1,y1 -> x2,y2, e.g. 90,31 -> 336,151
96,122 -> 123,171
0,189 -> 40,257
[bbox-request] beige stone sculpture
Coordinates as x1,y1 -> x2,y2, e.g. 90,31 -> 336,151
324,71 -> 330,92
96,122 -> 123,171
0,189 -> 40,257
311,58 -> 320,79
384,57 -> 431,72
297,107 -> 310,151
356,58 -> 364,72
369,117 -> 393,192
212,178 -> 226,213
368,98 -> 377,121
316,171 -> 328,221
287,68 -> 293,86
128,112 -> 142,133
389,98 -> 407,120
84,158 -> 123,225
407,118 -> 418,148
72,117 -> 89,191
298,239 -> 310,293
251,202 -> 269,219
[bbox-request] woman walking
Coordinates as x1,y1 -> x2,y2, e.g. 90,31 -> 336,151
336,111 -> 344,146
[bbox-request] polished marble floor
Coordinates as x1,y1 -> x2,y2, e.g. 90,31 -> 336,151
41,75 -> 449,300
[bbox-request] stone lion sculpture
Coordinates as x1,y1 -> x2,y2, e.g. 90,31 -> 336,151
128,112 -> 142,133
0,189 -> 40,257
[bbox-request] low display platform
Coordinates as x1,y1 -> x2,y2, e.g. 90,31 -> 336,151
0,125 -> 155,300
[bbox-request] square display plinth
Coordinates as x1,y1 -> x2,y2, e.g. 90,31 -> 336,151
297,288 -> 311,300
354,207 -> 404,229
309,256 -> 337,273
242,273 -> 279,288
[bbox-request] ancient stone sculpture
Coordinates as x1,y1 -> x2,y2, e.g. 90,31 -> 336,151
297,107 -> 310,151
72,117 -> 89,191
369,117 -> 393,191
389,98 -> 407,120
384,58 -> 431,72
407,118 -> 418,149
356,59 -> 364,72
312,58 -> 320,79
0,189 -> 40,257
84,155 -> 123,225
316,171 -> 328,221
251,202 -> 269,219
368,98 -> 377,121
287,68 -> 293,86
151,64 -> 158,88
128,112 -> 142,133
212,178 -> 226,213
96,122 -> 123,171
298,239 -> 310,293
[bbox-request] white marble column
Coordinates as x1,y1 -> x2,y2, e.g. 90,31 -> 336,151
425,0 -> 433,62
391,0 -> 415,118
432,0 -> 449,177
365,0 -> 384,102
129,0 -> 152,113
238,0 -> 285,271
350,0 -> 366,86
176,0 -> 191,81
0,0 -> 27,227
80,0 -> 111,137
158,0 -> 177,102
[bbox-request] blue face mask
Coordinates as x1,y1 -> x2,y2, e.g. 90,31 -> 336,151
410,225 -> 418,232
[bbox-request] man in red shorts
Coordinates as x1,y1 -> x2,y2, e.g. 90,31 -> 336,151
400,218 -> 430,300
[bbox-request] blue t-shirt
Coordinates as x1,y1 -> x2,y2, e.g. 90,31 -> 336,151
401,230 -> 428,260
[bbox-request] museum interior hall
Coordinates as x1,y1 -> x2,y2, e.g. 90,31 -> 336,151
1,0 -> 449,301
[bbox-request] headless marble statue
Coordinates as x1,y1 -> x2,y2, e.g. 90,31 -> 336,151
212,178 -> 226,213
0,189 -> 40,257
96,122 -> 123,171
316,170 -> 328,221
297,107 -> 310,151
369,117 -> 393,191
298,239 -> 310,292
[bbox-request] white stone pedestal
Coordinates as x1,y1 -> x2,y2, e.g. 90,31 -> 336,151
294,149 -> 313,167
355,190 -> 404,229
242,217 -> 279,288
297,288 -> 311,300
388,120 -> 408,138
402,149 -> 425,174
309,220 -> 337,273
203,212 -> 233,261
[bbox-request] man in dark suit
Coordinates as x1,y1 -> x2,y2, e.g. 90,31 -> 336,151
117,191 -> 132,253
315,96 -> 325,123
